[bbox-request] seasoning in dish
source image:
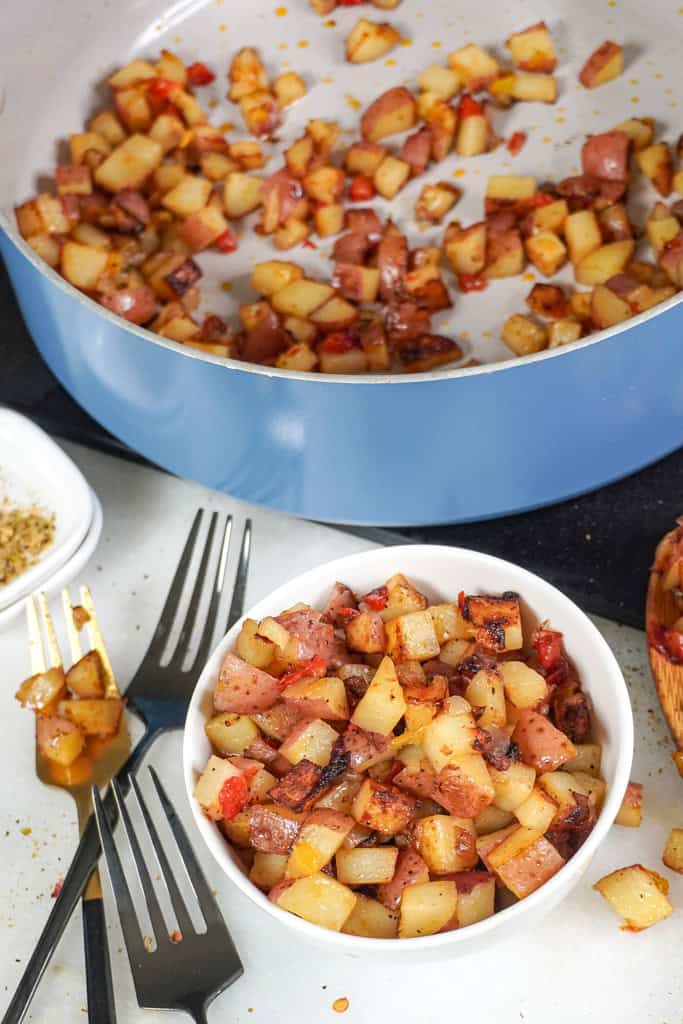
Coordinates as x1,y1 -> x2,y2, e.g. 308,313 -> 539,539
0,501 -> 55,586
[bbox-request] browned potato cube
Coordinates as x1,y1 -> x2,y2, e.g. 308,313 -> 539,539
615,781 -> 643,827
345,142 -> 387,177
507,21 -> 557,72
36,715 -> 85,767
272,873 -> 357,931
66,651 -> 105,699
94,135 -> 162,193
351,656 -> 406,734
361,87 -> 417,143
594,865 -> 672,930
346,18 -> 400,63
223,172 -> 264,218
579,41 -> 624,89
591,285 -> 631,329
548,318 -> 583,348
336,846 -> 398,885
513,709 -> 576,772
415,183 -> 461,225
273,72 -> 307,109
448,44 -> 499,89
314,204 -> 344,238
15,667 -> 66,710
419,65 -> 461,100
575,241 -> 635,286
57,697 -> 124,737
303,166 -> 346,205
565,210 -> 602,265
636,143 -> 674,198
228,47 -> 268,101
351,778 -> 416,834
374,156 -> 411,199
490,830 -> 565,898
613,117 -> 654,152
444,222 -> 487,276
662,829 -> 683,874
342,894 -> 398,938
525,232 -> 567,276
385,610 -> 440,662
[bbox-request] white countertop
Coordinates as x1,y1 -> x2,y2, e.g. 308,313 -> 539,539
1,441 -> 681,1024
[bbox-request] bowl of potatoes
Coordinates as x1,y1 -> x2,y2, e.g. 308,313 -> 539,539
184,544 -> 633,955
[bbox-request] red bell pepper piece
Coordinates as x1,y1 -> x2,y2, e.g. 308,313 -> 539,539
219,775 -> 250,820
187,61 -> 215,86
350,175 -> 375,202
279,654 -> 328,689
363,585 -> 389,611
215,230 -> 238,253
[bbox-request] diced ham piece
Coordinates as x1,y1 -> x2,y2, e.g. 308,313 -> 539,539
249,804 -> 303,854
276,608 -> 349,667
377,230 -> 409,302
241,308 -> 288,363
244,738 -> 292,778
474,724 -> 521,771
100,285 -> 157,325
486,209 -> 519,236
113,189 -> 151,226
557,174 -> 626,210
342,723 -> 391,773
385,301 -> 432,343
581,131 -> 629,182
332,262 -> 373,301
269,759 -> 324,812
214,652 -> 281,714
545,792 -> 596,859
345,208 -> 383,239
377,848 -> 429,909
550,679 -> 592,744
78,192 -> 109,225
332,232 -> 373,266
55,165 -> 92,194
604,274 -> 639,297
322,582 -> 358,626
400,128 -> 432,176
261,169 -> 304,228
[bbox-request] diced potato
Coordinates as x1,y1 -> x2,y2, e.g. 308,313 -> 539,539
514,785 -> 558,832
161,175 -> 211,218
613,117 -> 654,151
525,231 -> 567,276
485,230 -> 525,279
590,285 -> 631,329
351,656 -> 407,735
26,234 -> 61,268
487,825 -> 542,869
36,716 -> 85,767
60,242 -> 109,291
511,72 -> 557,103
250,261 -> 303,298
444,222 -> 487,276
507,21 -> 557,72
283,676 -> 350,721
448,44 -> 500,88
415,183 -> 461,225
314,204 -> 345,238
345,611 -> 386,653
569,290 -> 593,320
250,852 -> 287,891
382,574 -> 428,622
235,618 -> 275,669
503,314 -> 547,357
573,771 -> 606,811
34,194 -> 71,235
223,172 -> 263,217
155,49 -> 188,85
439,755 -> 496,817
429,603 -> 471,644
346,17 -> 400,63
385,611 -> 439,663
455,872 -> 496,927
303,166 -> 346,205
286,810 -> 354,878
273,873 -> 357,931
419,65 -> 461,100
15,667 -> 66,710
94,134 -> 162,192
646,208 -> 680,254
65,652 -> 105,699
513,710 -> 577,773
352,778 -> 416,834
69,131 -> 111,165
474,805 -> 515,835
564,744 -> 602,777
465,668 -> 506,727
662,829 -> 683,874
271,279 -> 335,318
361,87 -> 417,143
205,713 -> 259,755
276,343 -> 318,372
486,175 -> 536,201
342,894 -> 398,938
114,87 -> 152,133
157,315 -> 201,343
455,114 -> 489,157
579,41 -> 624,89
220,808 -> 252,848
273,71 -> 307,109
537,770 -> 589,812
548,318 -> 583,348
424,701 -> 477,772
57,698 -> 123,737
636,143 -> 673,198
501,661 -> 548,709
398,881 -> 457,938
310,297 -> 359,331
332,264 -> 380,304
615,781 -> 643,827
345,141 -> 387,177
228,46 -> 268,101
565,210 -> 602,265
108,59 -> 156,89
575,241 -> 635,285
273,217 -> 311,251
280,718 -> 338,767
594,865 -> 672,931
374,156 -> 411,199
529,198 -> 568,235
194,755 -> 243,821
489,762 -> 537,812
491,832 -> 565,898
336,846 -> 399,885
88,110 -> 126,147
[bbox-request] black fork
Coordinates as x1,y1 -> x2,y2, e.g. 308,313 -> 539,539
93,769 -> 243,1023
3,509 -> 251,1024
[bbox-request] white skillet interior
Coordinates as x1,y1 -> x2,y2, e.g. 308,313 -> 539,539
0,0 -> 680,367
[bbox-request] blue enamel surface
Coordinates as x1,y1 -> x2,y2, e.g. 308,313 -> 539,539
3,230 -> 683,526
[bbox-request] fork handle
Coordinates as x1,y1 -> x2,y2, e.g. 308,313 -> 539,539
2,729 -> 157,1024
83,894 -> 116,1024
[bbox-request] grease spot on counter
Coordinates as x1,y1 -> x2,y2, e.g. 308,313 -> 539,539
452,168 -> 465,178
322,75 -> 334,83
275,5 -> 288,14
173,35 -> 182,44
400,38 -> 413,47
432,41 -> 442,49
630,96 -> 640,104
346,95 -> 362,110
333,998 -> 350,1014
324,19 -> 336,28
385,58 -> 397,66
219,23 -> 227,31
298,39 -> 310,49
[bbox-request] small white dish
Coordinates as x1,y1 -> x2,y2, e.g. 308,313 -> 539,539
0,488 -> 102,629
0,409 -> 94,611
184,544 -> 634,958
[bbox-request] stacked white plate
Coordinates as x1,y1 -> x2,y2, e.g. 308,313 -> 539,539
0,408 -> 103,628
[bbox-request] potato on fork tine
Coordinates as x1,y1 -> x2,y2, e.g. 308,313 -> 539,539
26,587 -> 125,1024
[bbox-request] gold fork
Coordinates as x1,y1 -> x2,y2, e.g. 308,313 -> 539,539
27,586 -> 130,1024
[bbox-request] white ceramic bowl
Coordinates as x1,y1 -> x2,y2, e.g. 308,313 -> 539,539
184,545 -> 633,957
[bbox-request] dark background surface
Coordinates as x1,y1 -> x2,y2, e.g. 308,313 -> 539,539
2,258 -> 680,630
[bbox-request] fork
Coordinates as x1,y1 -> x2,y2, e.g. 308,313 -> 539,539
27,586 -> 129,1024
93,768 -> 243,1023
4,508 -> 252,1024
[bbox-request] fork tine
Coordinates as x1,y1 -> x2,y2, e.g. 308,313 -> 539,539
80,585 -> 119,698
142,509 -> 204,663
128,775 -> 195,938
37,593 -> 62,668
168,512 -> 218,668
62,589 -> 83,664
225,519 -> 252,634
110,779 -> 170,947
191,515 -> 233,671
147,767 -> 225,930
26,595 -> 47,674
92,785 -> 147,967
